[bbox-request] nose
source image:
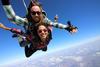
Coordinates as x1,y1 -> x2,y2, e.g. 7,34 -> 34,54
35,13 -> 38,16
41,31 -> 45,34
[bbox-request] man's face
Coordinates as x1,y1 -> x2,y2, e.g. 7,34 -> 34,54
30,6 -> 42,23
37,25 -> 48,41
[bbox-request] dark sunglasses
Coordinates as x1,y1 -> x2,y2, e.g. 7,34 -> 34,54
31,11 -> 41,15
38,29 -> 47,34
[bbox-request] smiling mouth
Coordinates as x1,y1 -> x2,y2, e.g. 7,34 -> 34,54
41,34 -> 46,37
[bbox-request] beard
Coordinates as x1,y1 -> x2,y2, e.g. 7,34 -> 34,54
32,16 -> 41,23
34,18 -> 40,23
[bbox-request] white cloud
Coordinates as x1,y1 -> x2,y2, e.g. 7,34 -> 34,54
76,48 -> 88,54
65,56 -> 83,62
49,57 -> 63,64
96,52 -> 100,56
79,63 -> 84,67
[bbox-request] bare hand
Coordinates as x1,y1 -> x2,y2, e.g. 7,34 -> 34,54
71,28 -> 77,33
0,23 -> 5,28
70,28 -> 78,34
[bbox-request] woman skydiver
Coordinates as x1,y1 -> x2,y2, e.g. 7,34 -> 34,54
0,22 -> 52,57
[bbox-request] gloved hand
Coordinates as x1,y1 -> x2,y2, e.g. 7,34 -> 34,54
1,0 -> 10,5
10,28 -> 23,34
65,21 -> 78,33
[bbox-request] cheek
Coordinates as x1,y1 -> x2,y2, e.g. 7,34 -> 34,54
37,32 -> 41,36
45,32 -> 49,36
38,33 -> 41,36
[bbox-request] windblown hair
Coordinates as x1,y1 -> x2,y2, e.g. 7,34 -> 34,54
26,0 -> 43,23
35,23 -> 52,44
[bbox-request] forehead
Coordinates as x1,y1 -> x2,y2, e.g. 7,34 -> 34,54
38,25 -> 47,29
31,6 -> 41,12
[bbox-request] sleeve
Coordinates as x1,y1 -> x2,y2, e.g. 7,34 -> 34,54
1,0 -> 10,5
2,0 -> 28,26
44,16 -> 69,29
10,28 -> 23,35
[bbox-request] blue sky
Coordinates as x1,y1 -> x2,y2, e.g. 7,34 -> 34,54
0,0 -> 100,66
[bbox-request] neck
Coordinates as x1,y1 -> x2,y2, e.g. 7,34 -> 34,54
41,38 -> 46,42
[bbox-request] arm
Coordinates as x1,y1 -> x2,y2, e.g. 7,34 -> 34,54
42,10 -> 68,29
0,23 -> 24,35
44,17 -> 77,33
1,0 -> 28,26
0,23 -> 11,30
44,17 -> 67,29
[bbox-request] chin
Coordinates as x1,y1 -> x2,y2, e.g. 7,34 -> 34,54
42,38 -> 46,39
41,37 -> 46,40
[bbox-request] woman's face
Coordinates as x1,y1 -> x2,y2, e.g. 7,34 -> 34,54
37,25 -> 48,41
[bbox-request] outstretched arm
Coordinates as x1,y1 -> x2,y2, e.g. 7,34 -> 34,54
44,17 -> 77,33
44,17 -> 67,28
0,23 -> 24,35
0,23 -> 11,30
1,0 -> 28,26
